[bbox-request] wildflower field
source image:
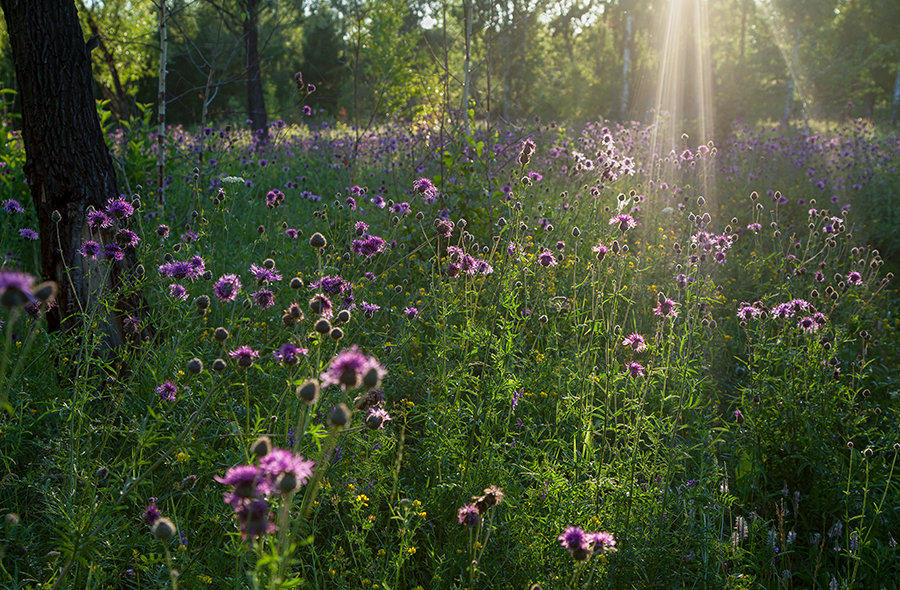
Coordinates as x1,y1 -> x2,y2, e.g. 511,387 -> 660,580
1,112 -> 899,589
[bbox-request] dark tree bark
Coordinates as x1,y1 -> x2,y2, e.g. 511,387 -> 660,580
244,0 -> 269,142
1,0 -> 134,344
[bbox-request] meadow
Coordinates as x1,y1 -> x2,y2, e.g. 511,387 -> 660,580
1,111 -> 899,589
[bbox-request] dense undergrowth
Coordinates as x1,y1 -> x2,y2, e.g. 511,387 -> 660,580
1,110 -> 899,589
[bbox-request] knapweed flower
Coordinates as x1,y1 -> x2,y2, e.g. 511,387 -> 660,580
609,213 -> 637,232
159,257 -> 205,281
79,240 -> 101,259
213,274 -> 242,302
320,345 -> 386,390
18,228 -> 38,240
250,263 -> 282,284
559,526 -> 591,560
592,242 -> 609,260
258,448 -> 315,495
228,345 -> 260,367
309,275 -> 350,295
359,301 -> 381,318
538,249 -> 558,267
625,361 -> 645,378
0,269 -> 37,307
797,316 -> 819,333
621,333 -> 646,352
264,189 -> 285,208
115,229 -> 140,248
846,271 -> 863,286
156,381 -> 177,401
457,503 -> 480,526
105,196 -> 134,219
156,224 -> 170,238
168,283 -> 188,301
143,497 -> 161,525
103,243 -> 124,261
433,218 -> 454,238
87,210 -> 112,229
365,407 -> 392,430
308,293 -> 333,318
216,465 -> 269,504
404,307 -> 419,319
2,199 -> 24,213
653,294 -> 679,318
413,177 -> 439,203
587,531 -> 616,552
273,342 -> 308,365
251,289 -> 275,309
351,234 -> 386,258
285,228 -> 299,239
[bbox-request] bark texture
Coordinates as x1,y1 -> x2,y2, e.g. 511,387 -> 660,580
244,0 -> 268,143
1,0 -> 129,341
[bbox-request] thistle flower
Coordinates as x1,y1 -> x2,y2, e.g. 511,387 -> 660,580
558,526 -> 590,560
2,199 -> 24,213
142,497 -> 161,525
87,210 -> 113,229
364,407 -> 392,430
18,228 -> 38,240
169,284 -> 188,301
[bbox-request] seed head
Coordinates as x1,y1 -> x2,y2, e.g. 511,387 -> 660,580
309,232 -> 327,248
250,436 -> 273,459
296,379 -> 320,404
328,403 -> 351,428
151,517 -> 176,541
186,358 -> 204,374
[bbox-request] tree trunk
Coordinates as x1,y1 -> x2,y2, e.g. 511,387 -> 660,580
1,0 -> 132,344
244,0 -> 268,143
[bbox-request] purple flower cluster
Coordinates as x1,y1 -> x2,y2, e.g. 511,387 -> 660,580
558,526 -> 617,560
457,485 -> 505,527
213,274 -> 242,302
351,234 -> 386,258
159,256 -> 206,281
216,447 -> 314,539
413,177 -> 439,203
445,246 -> 493,278
320,345 -> 386,391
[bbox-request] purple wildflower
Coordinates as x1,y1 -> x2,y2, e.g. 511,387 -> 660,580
359,301 -> 381,318
228,345 -> 260,367
250,263 -> 283,284
213,274 -> 242,302
309,275 -> 349,295
2,199 -> 24,213
653,294 -> 679,318
115,229 -> 140,248
846,271 -> 863,286
320,345 -> 386,390
105,196 -> 134,219
87,210 -> 113,229
273,342 -> 308,365
169,284 -> 188,301
458,503 -> 480,526
156,224 -> 170,238
156,381 -> 177,401
251,289 -> 275,309
79,240 -> 101,259
309,293 -> 333,318
609,213 -> 637,232
0,269 -> 36,306
143,497 -> 160,525
622,333 -> 647,352
364,407 -> 392,430
18,228 -> 38,240
404,307 -> 419,319
538,249 -> 558,267
103,243 -> 124,261
258,448 -> 315,486
558,527 -> 591,560
625,361 -> 645,378
351,235 -> 386,258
